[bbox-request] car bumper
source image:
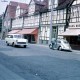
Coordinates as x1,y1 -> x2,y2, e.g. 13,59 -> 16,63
15,42 -> 28,46
16,44 -> 28,46
62,47 -> 72,51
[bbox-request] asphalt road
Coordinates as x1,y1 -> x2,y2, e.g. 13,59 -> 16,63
0,40 -> 80,80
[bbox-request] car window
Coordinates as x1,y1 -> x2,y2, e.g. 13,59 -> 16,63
14,35 -> 23,38
10,35 -> 13,38
6,35 -> 10,38
57,40 -> 61,43
63,40 -> 68,44
7,35 -> 13,38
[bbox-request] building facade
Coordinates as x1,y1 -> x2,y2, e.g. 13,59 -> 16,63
58,0 -> 80,49
38,0 -> 67,44
3,1 -> 28,39
3,0 -> 80,49
9,0 -> 49,43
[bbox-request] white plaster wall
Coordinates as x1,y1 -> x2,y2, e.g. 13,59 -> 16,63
58,25 -> 64,38
24,15 -> 40,28
12,18 -> 23,28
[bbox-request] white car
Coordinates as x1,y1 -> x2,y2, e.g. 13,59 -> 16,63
49,38 -> 72,51
5,34 -> 28,48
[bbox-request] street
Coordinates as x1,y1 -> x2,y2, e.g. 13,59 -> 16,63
0,40 -> 80,80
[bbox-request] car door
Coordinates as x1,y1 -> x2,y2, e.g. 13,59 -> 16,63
5,35 -> 11,44
9,35 -> 14,44
57,40 -> 61,49
7,35 -> 13,45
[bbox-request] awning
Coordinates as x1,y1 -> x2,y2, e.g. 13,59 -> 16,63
59,29 -> 80,36
18,28 -> 38,34
8,30 -> 21,34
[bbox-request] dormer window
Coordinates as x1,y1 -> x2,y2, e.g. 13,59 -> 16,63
16,5 -> 20,17
20,9 -> 26,14
28,0 -> 35,15
49,0 -> 58,9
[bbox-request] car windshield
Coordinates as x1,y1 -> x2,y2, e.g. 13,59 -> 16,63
63,40 -> 69,44
14,35 -> 23,38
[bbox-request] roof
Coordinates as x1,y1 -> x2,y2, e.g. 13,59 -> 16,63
34,0 -> 46,6
9,1 -> 28,10
34,0 -> 48,13
18,3 -> 28,10
56,0 -> 75,10
4,1 -> 29,18
8,5 -> 16,18
29,0 -> 48,10
20,0 -> 48,17
9,1 -> 18,6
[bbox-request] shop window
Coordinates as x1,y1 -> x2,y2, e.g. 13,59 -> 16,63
78,35 -> 80,41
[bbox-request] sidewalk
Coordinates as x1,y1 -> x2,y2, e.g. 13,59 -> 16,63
32,43 -> 80,53
31,43 -> 49,48
72,50 -> 80,54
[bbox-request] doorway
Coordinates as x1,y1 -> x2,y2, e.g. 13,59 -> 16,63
52,26 -> 58,39
24,34 -> 35,43
65,36 -> 80,50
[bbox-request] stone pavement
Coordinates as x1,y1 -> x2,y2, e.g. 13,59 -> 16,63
72,50 -> 80,54
0,39 -> 80,54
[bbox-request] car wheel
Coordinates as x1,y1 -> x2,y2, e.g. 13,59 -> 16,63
58,46 -> 62,51
24,45 -> 26,48
49,44 -> 52,49
6,42 -> 9,46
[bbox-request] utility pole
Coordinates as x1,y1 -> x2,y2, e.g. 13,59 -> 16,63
1,13 -> 4,39
49,0 -> 54,44
1,0 -> 8,39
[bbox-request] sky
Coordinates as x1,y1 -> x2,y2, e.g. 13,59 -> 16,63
0,0 -> 30,15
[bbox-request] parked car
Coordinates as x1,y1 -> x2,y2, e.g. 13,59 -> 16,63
49,38 -> 72,51
5,34 -> 28,48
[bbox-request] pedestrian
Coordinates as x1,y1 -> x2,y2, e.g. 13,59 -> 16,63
51,38 -> 56,49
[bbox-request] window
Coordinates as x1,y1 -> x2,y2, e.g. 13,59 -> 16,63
77,0 -> 80,4
57,40 -> 61,43
70,5 -> 80,23
16,6 -> 20,17
28,3 -> 35,15
14,35 -> 23,38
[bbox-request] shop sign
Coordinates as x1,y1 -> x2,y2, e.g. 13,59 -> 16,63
69,23 -> 80,28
